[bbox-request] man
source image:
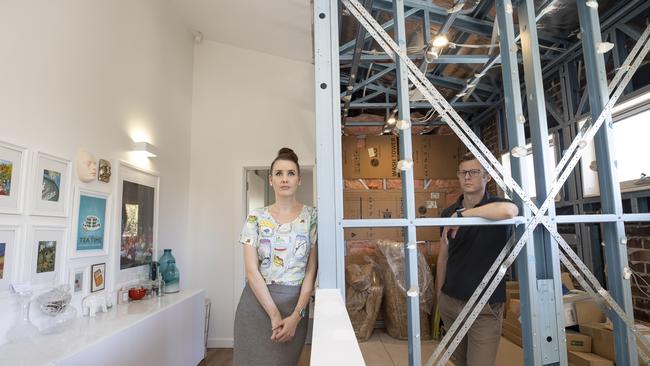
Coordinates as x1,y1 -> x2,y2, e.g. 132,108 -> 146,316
436,153 -> 519,366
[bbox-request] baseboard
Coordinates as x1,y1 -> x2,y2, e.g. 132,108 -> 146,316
208,338 -> 234,348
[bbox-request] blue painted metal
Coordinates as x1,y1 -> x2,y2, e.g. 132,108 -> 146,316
392,0 -> 421,364
313,0 -> 345,290
346,101 -> 493,109
342,0 -> 375,117
352,90 -> 383,104
339,53 -> 494,62
495,1 -> 543,364
517,0 -> 567,364
339,7 -> 419,54
577,2 -> 638,364
341,65 -> 395,96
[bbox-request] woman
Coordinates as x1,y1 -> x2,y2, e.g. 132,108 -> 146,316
233,147 -> 317,366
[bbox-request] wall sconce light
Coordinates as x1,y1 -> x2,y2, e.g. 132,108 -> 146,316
131,142 -> 158,158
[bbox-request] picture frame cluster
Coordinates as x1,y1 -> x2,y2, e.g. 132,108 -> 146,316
0,139 -> 159,301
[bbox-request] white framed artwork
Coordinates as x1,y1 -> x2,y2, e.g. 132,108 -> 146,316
69,187 -> 111,259
30,152 -> 71,217
0,226 -> 20,292
68,265 -> 88,296
114,161 -> 159,285
27,226 -> 66,286
0,141 -> 28,215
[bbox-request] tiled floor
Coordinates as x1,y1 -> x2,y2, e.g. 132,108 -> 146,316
358,329 -> 523,366
358,329 -> 454,366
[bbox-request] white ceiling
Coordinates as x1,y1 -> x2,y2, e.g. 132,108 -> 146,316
171,0 -> 314,63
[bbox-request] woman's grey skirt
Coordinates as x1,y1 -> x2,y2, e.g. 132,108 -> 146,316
233,283 -> 308,366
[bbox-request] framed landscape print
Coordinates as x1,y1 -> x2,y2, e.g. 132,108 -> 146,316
29,226 -> 66,286
71,188 -> 110,258
0,141 -> 27,214
31,152 -> 71,217
0,226 -> 19,292
91,262 -> 105,292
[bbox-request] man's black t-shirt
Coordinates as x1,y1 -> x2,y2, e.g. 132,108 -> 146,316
441,193 -> 514,304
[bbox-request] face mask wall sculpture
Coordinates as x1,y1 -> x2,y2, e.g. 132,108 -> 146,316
76,150 -> 97,183
98,159 -> 111,183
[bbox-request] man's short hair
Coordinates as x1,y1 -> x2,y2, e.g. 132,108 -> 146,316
460,152 -> 477,163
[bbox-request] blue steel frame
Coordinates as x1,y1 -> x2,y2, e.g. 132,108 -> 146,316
315,0 -> 650,365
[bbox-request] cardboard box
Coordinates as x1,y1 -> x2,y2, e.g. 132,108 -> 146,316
342,136 -> 399,178
507,299 -> 521,320
568,351 -> 613,366
563,291 -> 606,326
567,331 -> 592,353
343,190 -> 445,241
562,272 -> 576,290
579,323 -> 614,361
413,135 -> 463,179
502,327 -> 523,347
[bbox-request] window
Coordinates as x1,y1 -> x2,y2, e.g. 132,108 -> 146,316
580,106 -> 650,197
501,134 -> 557,201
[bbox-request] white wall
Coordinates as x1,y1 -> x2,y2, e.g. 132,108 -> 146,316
0,0 -> 194,345
187,40 -> 315,347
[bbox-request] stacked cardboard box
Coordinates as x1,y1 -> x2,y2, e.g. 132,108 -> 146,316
342,135 -> 463,179
344,190 -> 445,241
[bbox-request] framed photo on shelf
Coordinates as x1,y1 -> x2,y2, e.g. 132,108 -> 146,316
70,188 -> 110,258
29,226 -> 66,286
30,152 -> 71,217
90,262 -> 106,292
69,265 -> 88,295
0,226 -> 19,292
0,141 -> 28,215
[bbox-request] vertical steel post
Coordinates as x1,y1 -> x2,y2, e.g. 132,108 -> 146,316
495,1 -> 542,364
393,1 -> 421,364
314,0 -> 345,290
517,0 -> 567,364
576,2 -> 638,365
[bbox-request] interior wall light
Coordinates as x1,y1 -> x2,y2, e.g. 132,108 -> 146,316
586,1 -> 598,9
131,142 -> 158,158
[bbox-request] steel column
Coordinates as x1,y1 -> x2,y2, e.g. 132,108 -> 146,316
314,0 -> 345,290
393,0 -> 421,364
517,0 -> 567,364
577,2 -> 638,364
495,1 -> 543,364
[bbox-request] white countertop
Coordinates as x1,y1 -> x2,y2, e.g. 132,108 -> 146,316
0,289 -> 204,366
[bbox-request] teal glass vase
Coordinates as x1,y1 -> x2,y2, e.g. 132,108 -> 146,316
159,249 -> 180,293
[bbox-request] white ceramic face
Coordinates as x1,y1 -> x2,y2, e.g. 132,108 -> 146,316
76,150 -> 97,183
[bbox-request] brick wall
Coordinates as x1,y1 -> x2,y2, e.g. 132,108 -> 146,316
626,222 -> 650,323
480,118 -> 500,196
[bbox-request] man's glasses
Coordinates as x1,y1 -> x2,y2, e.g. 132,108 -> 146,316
457,169 -> 483,178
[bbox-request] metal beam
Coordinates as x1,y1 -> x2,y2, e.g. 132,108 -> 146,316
392,1 -> 421,365
346,101 -> 493,109
314,0 -> 345,290
577,2 -> 638,364
495,1 -> 543,364
339,53 -> 495,62
339,8 -> 419,54
342,0 -> 375,117
518,0 -> 567,364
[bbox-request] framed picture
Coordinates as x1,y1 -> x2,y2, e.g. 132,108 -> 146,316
70,188 -> 110,258
28,226 -> 66,286
0,141 -> 28,214
90,262 -> 106,292
117,162 -> 159,276
0,226 -> 20,292
30,152 -> 71,217
69,265 -> 88,295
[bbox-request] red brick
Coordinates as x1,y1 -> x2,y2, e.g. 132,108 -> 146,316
626,223 -> 650,237
630,249 -> 650,263
636,309 -> 650,323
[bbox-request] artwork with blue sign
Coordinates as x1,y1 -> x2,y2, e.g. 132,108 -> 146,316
76,194 -> 107,251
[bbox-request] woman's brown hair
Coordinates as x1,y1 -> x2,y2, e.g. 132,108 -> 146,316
270,147 -> 300,174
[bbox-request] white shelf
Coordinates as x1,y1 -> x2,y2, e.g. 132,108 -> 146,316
0,289 -> 205,366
